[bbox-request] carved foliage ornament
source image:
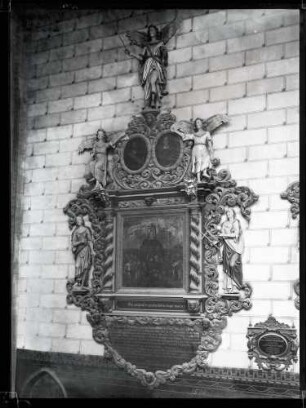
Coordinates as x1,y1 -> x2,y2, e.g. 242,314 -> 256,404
281,181 -> 299,310
247,315 -> 299,371
281,181 -> 300,220
109,111 -> 193,190
63,111 -> 259,388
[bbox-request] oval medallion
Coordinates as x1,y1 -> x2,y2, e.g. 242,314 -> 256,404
123,135 -> 149,173
153,132 -> 183,170
258,333 -> 288,356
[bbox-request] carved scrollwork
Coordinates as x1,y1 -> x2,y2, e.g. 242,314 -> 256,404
281,181 -> 299,310
86,312 -> 227,389
110,111 -> 193,190
202,169 -> 258,317
281,181 -> 300,219
104,315 -> 205,327
125,114 -> 150,137
156,111 -> 177,132
182,177 -> 198,200
111,145 -> 192,190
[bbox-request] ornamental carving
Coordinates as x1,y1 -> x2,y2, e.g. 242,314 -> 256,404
63,109 -> 259,388
247,315 -> 299,372
109,112 -> 193,191
281,181 -> 299,310
281,181 -> 300,220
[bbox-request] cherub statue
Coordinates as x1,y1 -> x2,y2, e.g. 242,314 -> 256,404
171,115 -> 229,182
78,128 -> 128,189
125,18 -> 181,109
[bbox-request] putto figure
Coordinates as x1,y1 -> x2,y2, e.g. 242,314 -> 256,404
218,208 -> 245,294
78,128 -> 128,189
71,215 -> 95,288
171,114 -> 229,181
125,19 -> 181,109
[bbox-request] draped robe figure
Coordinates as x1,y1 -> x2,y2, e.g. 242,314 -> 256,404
140,39 -> 168,108
71,216 -> 95,288
219,209 -> 244,293
126,20 -> 181,109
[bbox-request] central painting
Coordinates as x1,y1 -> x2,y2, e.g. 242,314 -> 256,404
117,210 -> 187,290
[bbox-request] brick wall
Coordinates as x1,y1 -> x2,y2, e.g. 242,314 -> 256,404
15,9 -> 299,370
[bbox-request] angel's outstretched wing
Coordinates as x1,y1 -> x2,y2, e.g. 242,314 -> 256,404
160,17 -> 182,44
126,30 -> 148,47
78,137 -> 95,154
203,114 -> 229,134
170,120 -> 193,138
108,130 -> 128,145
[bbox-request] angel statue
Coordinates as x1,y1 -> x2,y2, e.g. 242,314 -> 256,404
78,128 -> 128,189
125,18 -> 181,109
171,115 -> 229,182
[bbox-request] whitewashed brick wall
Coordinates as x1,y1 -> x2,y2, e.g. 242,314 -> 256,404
16,8 -> 299,370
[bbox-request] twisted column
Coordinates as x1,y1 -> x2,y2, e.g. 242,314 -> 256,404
189,210 -> 201,292
102,213 -> 115,291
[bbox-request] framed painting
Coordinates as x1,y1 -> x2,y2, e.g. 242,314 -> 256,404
116,208 -> 188,292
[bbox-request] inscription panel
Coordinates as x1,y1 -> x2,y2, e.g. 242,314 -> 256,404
116,298 -> 187,312
247,316 -> 298,371
108,322 -> 201,372
258,334 -> 288,356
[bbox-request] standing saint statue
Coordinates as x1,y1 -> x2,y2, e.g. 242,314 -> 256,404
78,128 -> 128,189
125,18 -> 181,109
218,208 -> 245,294
171,114 -> 229,181
71,215 -> 95,288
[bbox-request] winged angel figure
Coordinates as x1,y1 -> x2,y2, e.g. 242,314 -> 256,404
125,17 -> 181,109
78,128 -> 128,189
171,115 -> 229,182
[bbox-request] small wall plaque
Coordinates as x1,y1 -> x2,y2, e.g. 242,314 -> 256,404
247,315 -> 298,371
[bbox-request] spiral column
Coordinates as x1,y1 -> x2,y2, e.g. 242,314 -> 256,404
189,209 -> 201,292
102,212 -> 115,291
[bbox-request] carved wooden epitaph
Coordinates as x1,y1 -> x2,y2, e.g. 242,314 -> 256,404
247,315 -> 298,371
63,110 -> 258,388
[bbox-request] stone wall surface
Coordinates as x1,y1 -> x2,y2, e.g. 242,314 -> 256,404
15,8 -> 299,371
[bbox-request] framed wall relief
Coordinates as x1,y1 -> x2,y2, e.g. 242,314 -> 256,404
63,110 -> 259,388
247,315 -> 299,371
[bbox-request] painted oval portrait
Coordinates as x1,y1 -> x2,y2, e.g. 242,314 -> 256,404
123,135 -> 149,172
154,132 -> 183,170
